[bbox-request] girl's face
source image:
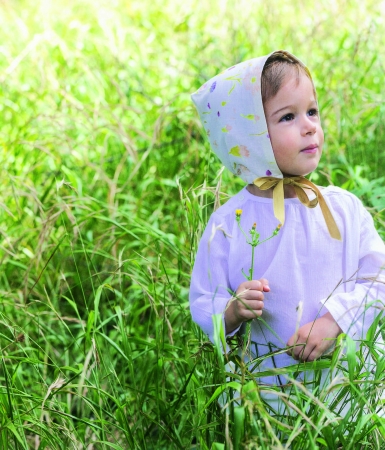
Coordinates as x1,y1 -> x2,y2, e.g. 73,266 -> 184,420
263,72 -> 324,177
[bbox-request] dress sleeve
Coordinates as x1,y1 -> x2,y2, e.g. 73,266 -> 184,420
320,205 -> 385,340
189,212 -> 236,342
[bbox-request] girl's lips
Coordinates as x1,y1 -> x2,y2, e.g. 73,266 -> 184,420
301,145 -> 318,154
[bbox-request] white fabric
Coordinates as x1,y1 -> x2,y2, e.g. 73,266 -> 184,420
189,185 -> 385,385
190,52 -> 285,183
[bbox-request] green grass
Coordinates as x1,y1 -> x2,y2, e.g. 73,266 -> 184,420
0,0 -> 385,448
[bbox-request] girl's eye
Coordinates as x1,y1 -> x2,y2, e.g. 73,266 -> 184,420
308,108 -> 319,117
279,113 -> 294,122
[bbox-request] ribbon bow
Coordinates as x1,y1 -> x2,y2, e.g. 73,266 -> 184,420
253,176 -> 342,241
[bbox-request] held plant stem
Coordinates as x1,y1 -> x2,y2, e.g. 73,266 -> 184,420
234,210 -> 281,360
235,209 -> 281,281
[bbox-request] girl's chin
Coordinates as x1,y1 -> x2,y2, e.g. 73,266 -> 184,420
281,164 -> 319,177
282,171 -> 313,177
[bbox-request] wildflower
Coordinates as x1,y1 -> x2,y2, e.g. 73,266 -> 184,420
249,222 -> 260,246
273,223 -> 282,235
235,209 -> 243,224
235,211 -> 280,282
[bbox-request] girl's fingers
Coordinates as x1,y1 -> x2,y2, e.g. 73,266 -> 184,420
299,344 -> 313,361
243,308 -> 263,319
305,347 -> 320,362
259,278 -> 270,292
239,300 -> 264,317
234,300 -> 264,321
286,335 -> 302,359
289,341 -> 318,361
239,279 -> 269,292
290,343 -> 305,360
246,280 -> 263,290
246,300 -> 264,311
286,334 -> 295,348
236,289 -> 264,301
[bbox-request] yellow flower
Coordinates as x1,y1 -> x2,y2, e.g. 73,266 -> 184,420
252,222 -> 257,229
235,209 -> 243,217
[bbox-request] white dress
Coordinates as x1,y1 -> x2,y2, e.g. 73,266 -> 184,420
189,185 -> 385,387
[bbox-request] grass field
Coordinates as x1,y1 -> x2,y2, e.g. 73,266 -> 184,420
1,0 -> 385,448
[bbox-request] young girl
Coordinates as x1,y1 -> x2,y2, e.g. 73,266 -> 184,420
189,50 -> 385,388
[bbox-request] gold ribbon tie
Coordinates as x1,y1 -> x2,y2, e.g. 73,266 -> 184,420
253,176 -> 342,241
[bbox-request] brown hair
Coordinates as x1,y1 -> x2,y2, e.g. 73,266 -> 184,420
261,51 -> 313,104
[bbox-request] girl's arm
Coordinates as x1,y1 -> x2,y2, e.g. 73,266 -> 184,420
189,213 -> 233,341
319,205 -> 385,340
286,197 -> 385,362
190,213 -> 270,341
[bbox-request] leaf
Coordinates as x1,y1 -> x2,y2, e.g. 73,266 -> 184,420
320,425 -> 336,450
233,406 -> 245,450
212,313 -> 226,367
211,443 -> 225,450
242,380 -> 260,404
345,335 -> 356,382
229,145 -> 241,156
85,310 -> 95,349
5,422 -> 27,449
241,267 -> 249,280
200,381 -> 242,412
241,114 -> 256,120
228,83 -> 236,95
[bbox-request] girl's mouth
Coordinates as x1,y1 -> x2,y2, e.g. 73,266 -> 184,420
301,145 -> 318,154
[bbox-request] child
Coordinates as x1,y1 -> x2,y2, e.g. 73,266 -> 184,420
189,50 -> 385,388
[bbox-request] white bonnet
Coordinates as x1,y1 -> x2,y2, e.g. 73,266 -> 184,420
191,51 -> 307,183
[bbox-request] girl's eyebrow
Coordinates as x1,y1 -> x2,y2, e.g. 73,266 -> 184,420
271,105 -> 293,117
271,99 -> 318,117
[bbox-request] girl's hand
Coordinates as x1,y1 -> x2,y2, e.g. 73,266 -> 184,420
225,279 -> 270,334
286,312 -> 342,361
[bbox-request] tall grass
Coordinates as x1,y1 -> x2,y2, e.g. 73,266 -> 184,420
0,0 -> 384,448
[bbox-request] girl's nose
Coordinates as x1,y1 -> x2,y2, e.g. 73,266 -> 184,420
302,118 -> 317,135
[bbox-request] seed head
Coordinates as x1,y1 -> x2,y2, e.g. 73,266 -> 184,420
15,333 -> 25,343
273,223 -> 282,236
